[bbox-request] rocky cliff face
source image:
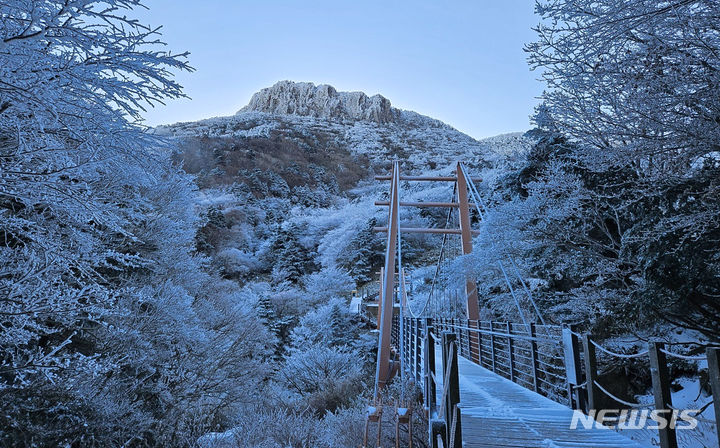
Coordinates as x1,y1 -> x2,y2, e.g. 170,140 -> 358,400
238,81 -> 398,124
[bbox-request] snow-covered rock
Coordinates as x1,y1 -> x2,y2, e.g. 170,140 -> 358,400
238,80 -> 398,124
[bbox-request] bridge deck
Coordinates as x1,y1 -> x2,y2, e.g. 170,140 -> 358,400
435,349 -> 649,448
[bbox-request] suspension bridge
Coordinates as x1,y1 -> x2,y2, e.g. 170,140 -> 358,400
361,162 -> 720,448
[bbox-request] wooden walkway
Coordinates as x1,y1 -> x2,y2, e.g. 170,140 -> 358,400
436,348 -> 650,448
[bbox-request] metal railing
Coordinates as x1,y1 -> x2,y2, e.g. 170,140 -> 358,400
577,333 -> 720,448
398,316 -> 569,404
395,315 -> 720,448
412,319 -> 462,448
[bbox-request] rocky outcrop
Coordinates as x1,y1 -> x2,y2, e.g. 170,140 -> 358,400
237,81 -> 399,124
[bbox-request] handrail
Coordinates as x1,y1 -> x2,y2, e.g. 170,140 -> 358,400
403,319 -> 462,448
437,342 -> 456,418
404,316 -> 569,406
659,348 -> 707,361
397,315 -> 719,448
434,322 -> 562,345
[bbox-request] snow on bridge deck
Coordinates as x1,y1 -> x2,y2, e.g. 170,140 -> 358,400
435,347 -> 650,448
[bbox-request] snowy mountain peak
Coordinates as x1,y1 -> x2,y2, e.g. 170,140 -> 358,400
237,81 -> 398,124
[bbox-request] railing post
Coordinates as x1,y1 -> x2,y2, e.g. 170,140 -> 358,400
405,317 -> 409,375
378,267 -> 384,329
415,319 -> 422,382
408,317 -> 412,374
424,318 -> 436,416
442,332 -> 462,448
470,320 -> 481,365
461,319 -> 467,358
706,347 -> 720,448
562,325 -> 585,410
649,342 -> 678,448
400,316 -> 405,376
410,318 -> 415,380
582,333 -> 599,417
490,321 -> 496,373
506,322 -> 515,383
404,317 -> 409,377
529,323 -> 540,393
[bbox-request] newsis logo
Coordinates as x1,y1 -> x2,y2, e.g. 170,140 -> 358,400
570,409 -> 699,430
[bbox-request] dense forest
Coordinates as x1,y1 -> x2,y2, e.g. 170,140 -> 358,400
1,0 -> 719,447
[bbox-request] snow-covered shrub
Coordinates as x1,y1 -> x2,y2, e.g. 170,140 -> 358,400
302,267 -> 355,304
289,298 -> 358,348
276,345 -> 365,415
216,247 -> 258,277
198,408 -> 321,448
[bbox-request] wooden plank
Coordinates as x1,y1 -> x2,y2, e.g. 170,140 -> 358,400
375,175 -> 483,182
529,323 -> 540,393
561,325 -> 585,410
424,320 -> 437,417
373,226 -> 481,235
582,333 -> 600,417
375,200 -> 479,209
442,332 -> 462,448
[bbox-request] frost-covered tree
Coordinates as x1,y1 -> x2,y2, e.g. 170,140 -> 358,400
341,218 -> 383,283
528,0 -> 720,173
302,267 -> 355,305
275,345 -> 364,415
1,0 -> 190,373
525,1 -> 720,339
289,298 -> 359,349
462,128 -> 720,338
271,225 -> 318,283
0,1 -> 270,445
267,171 -> 291,198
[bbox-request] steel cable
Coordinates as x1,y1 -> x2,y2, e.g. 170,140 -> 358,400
460,163 -> 548,326
659,348 -> 707,361
593,380 -> 654,409
590,339 -> 649,359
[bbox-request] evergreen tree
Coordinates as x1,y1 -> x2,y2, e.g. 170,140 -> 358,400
257,294 -> 286,360
272,225 -> 317,284
343,218 -> 382,284
330,303 -> 351,347
267,171 -> 291,198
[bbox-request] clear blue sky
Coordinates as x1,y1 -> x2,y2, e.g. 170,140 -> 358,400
137,1 -> 542,139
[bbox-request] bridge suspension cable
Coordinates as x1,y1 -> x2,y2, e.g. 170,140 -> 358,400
458,162 -> 547,326
406,184 -> 457,318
